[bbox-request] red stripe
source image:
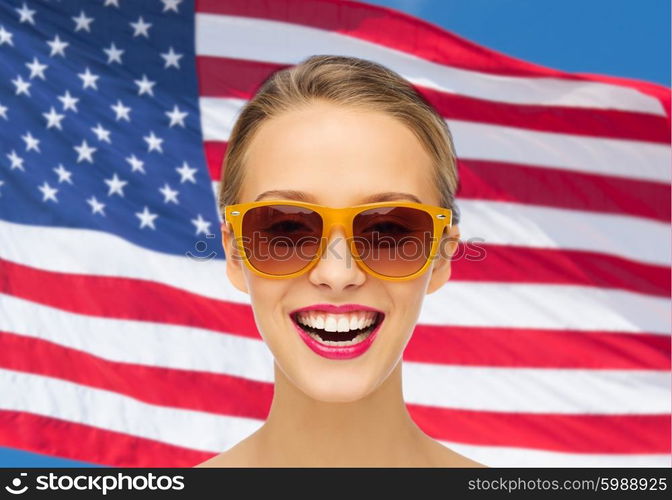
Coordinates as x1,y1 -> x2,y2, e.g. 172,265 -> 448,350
194,0 -> 671,118
451,245 -> 670,298
1,260 -> 668,369
408,325 -> 670,370
0,410 -> 212,467
197,56 -> 670,143
430,88 -> 669,144
1,334 -> 668,454
0,258 -> 259,340
206,141 -> 671,223
411,405 -> 671,454
0,331 -> 271,419
457,160 -> 670,222
205,141 -> 226,180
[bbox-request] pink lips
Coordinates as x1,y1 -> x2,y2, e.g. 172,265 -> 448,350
289,304 -> 384,360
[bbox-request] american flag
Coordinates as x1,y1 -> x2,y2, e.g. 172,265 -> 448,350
0,0 -> 669,467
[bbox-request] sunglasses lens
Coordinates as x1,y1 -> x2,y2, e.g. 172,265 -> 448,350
241,205 -> 323,276
353,206 -> 434,278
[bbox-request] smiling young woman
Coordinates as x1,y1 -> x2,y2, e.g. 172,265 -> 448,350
195,55 -> 487,468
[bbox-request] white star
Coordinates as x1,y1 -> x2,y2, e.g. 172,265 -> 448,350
78,67 -> 99,90
74,139 -> 97,163
87,195 -> 106,215
130,16 -> 151,38
0,26 -> 15,46
111,100 -> 131,121
53,163 -> 73,184
159,182 -> 179,204
0,180 -> 4,197
191,214 -> 212,236
104,0 -> 119,7
165,105 -> 188,127
38,181 -> 58,202
0,103 -> 7,120
58,90 -> 79,112
22,132 -> 40,153
91,123 -> 111,143
176,161 -> 197,183
103,42 -> 124,64
161,0 -> 182,13
104,173 -> 128,197
125,154 -> 145,173
160,47 -> 183,69
143,131 -> 163,153
43,106 -> 65,130
26,57 -> 48,80
12,75 -> 31,96
46,34 -> 68,57
72,11 -> 94,32
7,150 -> 25,171
16,3 -> 36,25
135,206 -> 158,229
134,74 -> 155,96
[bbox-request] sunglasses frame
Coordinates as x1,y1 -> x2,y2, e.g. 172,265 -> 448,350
222,200 -> 453,282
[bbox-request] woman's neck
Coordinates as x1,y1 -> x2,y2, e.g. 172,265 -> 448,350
249,360 -> 432,467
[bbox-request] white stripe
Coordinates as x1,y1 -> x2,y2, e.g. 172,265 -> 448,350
0,370 -> 666,467
439,441 -> 671,468
210,175 -> 671,267
200,97 -> 671,183
424,282 -> 670,335
449,120 -> 671,183
2,294 -> 669,413
2,220 -> 669,334
458,199 -> 671,266
0,219 -> 247,304
0,368 -> 259,453
0,293 -> 275,383
195,14 -> 665,116
403,361 -> 670,413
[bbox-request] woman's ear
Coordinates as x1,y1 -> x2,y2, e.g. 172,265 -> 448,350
426,224 -> 460,295
221,222 -> 249,294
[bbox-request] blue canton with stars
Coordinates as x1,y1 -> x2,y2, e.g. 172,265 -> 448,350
0,0 -> 223,258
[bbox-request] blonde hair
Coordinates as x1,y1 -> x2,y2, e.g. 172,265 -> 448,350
218,55 -> 460,224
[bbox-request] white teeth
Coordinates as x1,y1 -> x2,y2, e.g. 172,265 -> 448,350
357,315 -> 366,329
337,317 -> 350,332
324,316 -> 338,332
296,311 -> 379,333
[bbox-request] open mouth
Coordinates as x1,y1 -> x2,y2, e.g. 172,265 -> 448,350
290,311 -> 384,347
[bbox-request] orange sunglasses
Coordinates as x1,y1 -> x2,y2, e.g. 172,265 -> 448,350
222,200 -> 453,281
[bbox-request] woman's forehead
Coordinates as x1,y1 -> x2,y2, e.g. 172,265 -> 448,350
246,103 -> 428,163
240,103 -> 435,204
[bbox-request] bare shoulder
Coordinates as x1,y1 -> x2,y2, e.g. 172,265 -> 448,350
193,449 -> 247,468
425,440 -> 488,468
194,452 -> 238,468
193,441 -> 253,468
448,454 -> 489,468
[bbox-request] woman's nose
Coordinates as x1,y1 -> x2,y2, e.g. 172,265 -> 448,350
308,225 -> 366,290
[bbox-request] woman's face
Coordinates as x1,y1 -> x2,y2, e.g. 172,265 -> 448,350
222,101 -> 459,403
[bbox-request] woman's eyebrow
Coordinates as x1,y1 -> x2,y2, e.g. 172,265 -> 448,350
254,190 -> 423,204
361,192 -> 423,204
254,190 -> 315,202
